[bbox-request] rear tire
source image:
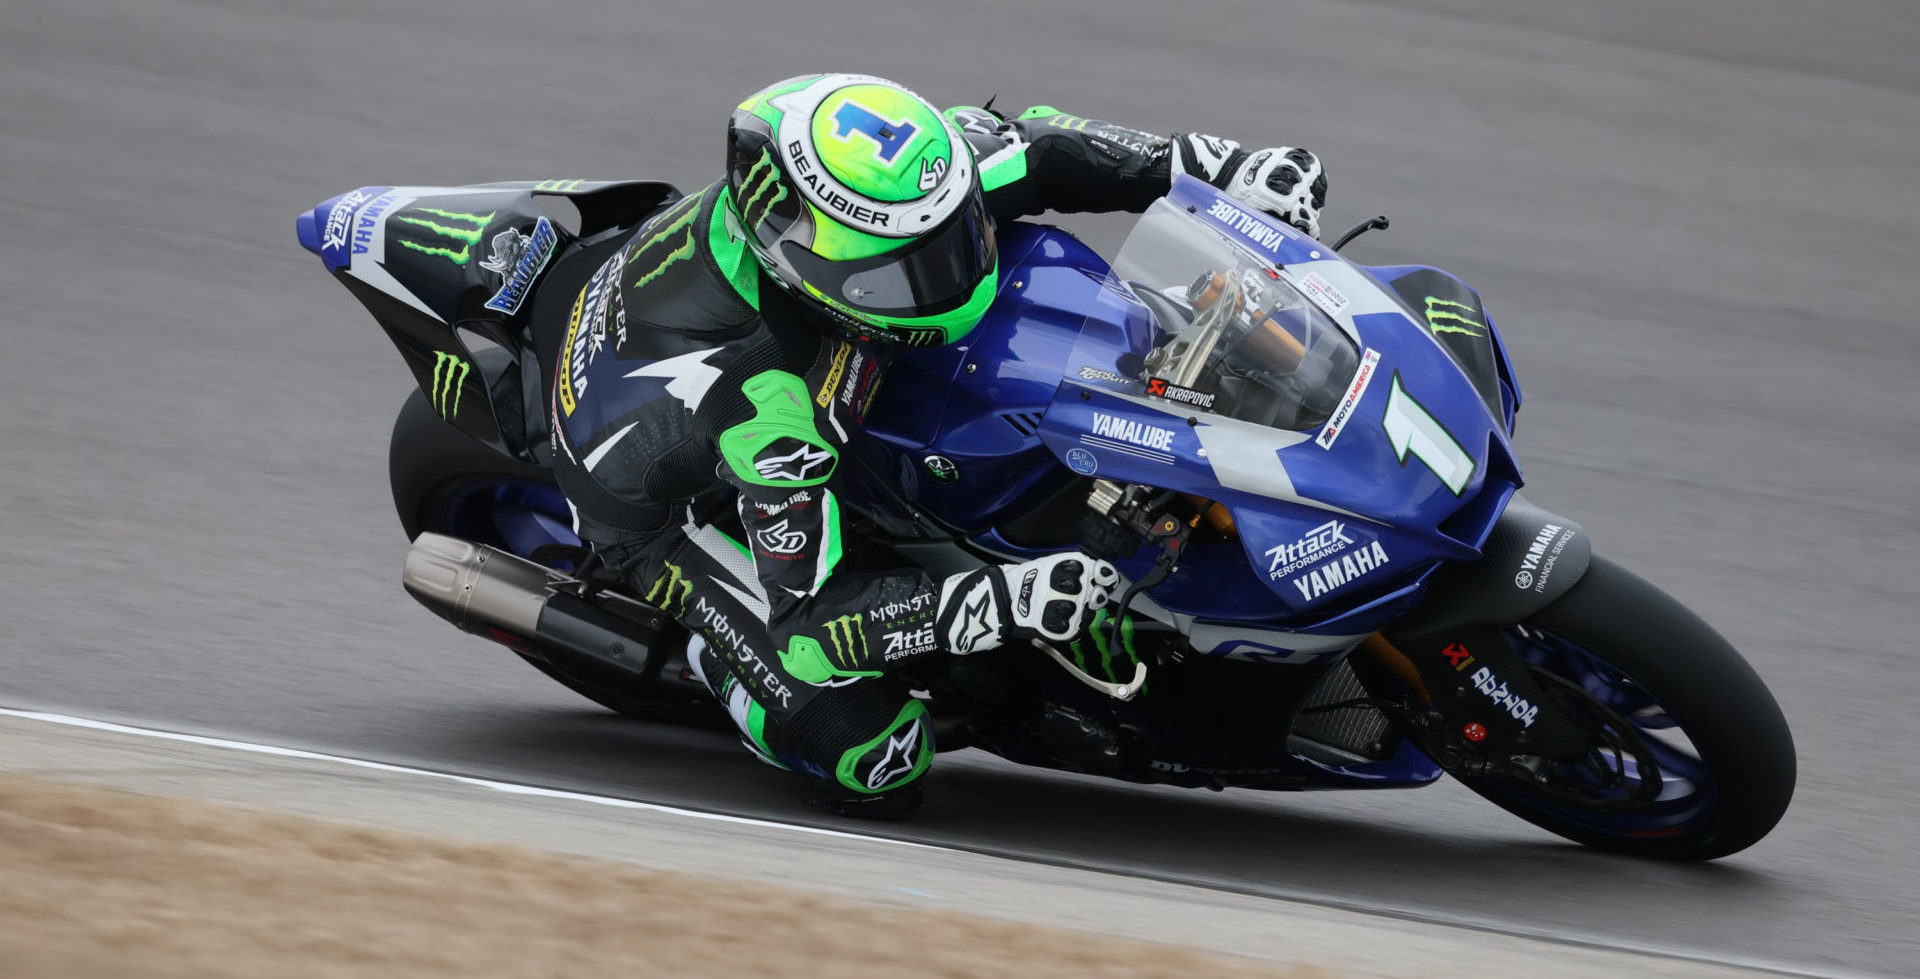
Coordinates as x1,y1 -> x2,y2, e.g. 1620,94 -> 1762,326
1455,555 -> 1795,860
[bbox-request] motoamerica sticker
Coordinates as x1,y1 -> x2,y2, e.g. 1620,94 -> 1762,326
1315,347 -> 1381,449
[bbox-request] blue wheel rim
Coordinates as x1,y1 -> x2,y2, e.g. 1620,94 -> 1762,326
1482,624 -> 1721,840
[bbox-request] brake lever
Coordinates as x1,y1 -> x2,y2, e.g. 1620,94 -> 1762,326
1032,638 -> 1148,701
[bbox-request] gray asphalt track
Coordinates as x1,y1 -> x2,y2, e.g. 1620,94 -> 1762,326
3,0 -> 1917,975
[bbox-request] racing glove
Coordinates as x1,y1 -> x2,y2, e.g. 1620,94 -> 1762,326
935,553 -> 1120,655
1222,146 -> 1327,239
1173,135 -> 1328,239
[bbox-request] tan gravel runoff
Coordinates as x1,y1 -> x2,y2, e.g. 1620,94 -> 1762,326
0,775 -> 1333,979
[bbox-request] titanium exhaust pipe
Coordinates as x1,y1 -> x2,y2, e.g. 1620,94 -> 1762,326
402,532 -> 669,687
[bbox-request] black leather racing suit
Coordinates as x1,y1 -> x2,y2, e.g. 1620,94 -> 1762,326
549,105 -> 1265,801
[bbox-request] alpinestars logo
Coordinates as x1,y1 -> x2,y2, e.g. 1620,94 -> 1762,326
754,519 -> 807,556
865,717 -> 924,790
754,442 -> 834,482
392,208 -> 496,266
947,578 -> 1000,655
430,352 -> 469,418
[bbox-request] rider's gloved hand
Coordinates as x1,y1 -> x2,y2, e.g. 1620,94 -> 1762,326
1222,146 -> 1328,239
936,553 -> 1120,655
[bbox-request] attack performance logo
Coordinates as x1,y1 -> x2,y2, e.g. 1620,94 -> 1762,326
429,352 -> 469,418
481,217 -> 559,314
391,208 -> 496,266
1264,519 -> 1353,582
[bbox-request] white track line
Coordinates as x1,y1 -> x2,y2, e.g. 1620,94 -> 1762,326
0,706 -> 1872,979
0,706 -> 943,851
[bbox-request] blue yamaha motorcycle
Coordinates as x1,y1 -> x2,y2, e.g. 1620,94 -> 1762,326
297,174 -> 1794,860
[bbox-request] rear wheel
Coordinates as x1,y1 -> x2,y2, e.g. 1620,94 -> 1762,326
389,389 -> 716,725
1453,555 -> 1795,860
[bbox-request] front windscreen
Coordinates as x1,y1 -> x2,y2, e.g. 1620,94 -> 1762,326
1069,198 -> 1360,431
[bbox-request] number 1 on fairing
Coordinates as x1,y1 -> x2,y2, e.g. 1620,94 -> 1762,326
1382,371 -> 1475,495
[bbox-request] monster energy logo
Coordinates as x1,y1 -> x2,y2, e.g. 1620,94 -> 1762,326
646,561 -> 692,616
392,208 -> 496,265
893,326 -> 947,348
736,149 -> 789,230
1069,609 -> 1138,683
627,192 -> 704,290
429,352 -> 469,418
822,614 -> 869,669
535,179 -> 586,191
1423,297 -> 1485,337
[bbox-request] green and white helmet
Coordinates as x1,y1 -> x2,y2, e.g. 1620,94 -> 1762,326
726,73 -> 996,347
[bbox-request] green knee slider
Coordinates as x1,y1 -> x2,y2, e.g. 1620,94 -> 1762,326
836,700 -> 934,794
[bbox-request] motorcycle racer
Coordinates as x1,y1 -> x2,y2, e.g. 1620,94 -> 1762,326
549,72 -> 1328,815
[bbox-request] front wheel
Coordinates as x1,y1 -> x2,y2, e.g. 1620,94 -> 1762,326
1453,555 -> 1795,860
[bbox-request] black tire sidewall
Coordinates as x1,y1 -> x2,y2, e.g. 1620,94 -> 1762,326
1466,555 -> 1796,860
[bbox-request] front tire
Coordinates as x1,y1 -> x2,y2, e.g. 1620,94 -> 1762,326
1454,555 -> 1795,860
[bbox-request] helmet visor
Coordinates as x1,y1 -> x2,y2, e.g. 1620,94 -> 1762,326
782,188 -> 996,317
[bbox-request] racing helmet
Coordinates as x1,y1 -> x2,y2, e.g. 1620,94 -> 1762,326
725,73 -> 997,347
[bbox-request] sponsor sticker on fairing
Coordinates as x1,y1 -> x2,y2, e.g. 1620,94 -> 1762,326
1145,377 -> 1216,409
1264,519 -> 1352,581
1289,540 -> 1390,602
1203,198 -> 1290,259
1315,347 -> 1381,449
1514,523 -> 1576,593
481,216 -> 559,315
1295,270 -> 1350,318
1078,365 -> 1129,385
321,188 -> 377,253
1079,411 -> 1177,464
1471,665 -> 1539,727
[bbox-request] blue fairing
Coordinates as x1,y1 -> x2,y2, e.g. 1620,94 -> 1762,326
860,224 -> 1110,528
871,176 -> 1524,639
297,186 -> 395,272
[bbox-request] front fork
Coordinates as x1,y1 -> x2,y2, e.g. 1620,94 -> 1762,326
1356,496 -> 1598,767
